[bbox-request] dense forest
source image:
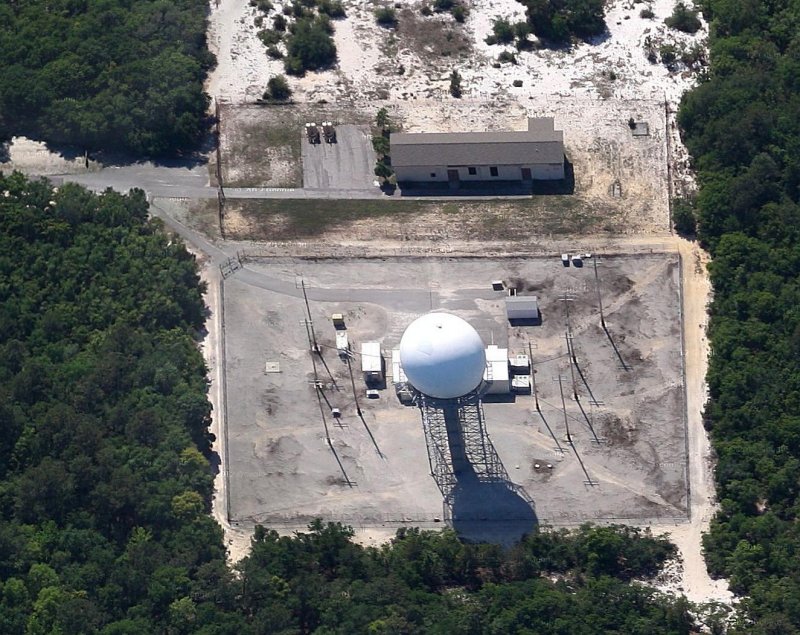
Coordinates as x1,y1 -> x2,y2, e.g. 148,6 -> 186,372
0,174 -> 701,632
0,0 -> 213,156
678,0 -> 800,631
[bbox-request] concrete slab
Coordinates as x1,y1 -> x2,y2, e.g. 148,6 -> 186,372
301,124 -> 378,190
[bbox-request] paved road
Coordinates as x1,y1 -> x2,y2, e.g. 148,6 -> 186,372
50,160 -> 386,200
49,160 -> 537,202
149,199 -> 440,313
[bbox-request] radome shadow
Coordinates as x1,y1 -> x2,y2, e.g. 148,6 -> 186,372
449,469 -> 538,545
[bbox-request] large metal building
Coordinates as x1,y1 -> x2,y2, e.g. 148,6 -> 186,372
390,117 -> 565,185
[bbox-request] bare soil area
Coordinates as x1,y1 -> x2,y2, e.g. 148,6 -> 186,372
222,253 -> 686,535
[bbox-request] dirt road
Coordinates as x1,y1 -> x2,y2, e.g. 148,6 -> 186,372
649,238 -> 732,604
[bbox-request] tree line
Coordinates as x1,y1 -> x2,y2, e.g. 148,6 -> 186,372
678,0 -> 800,631
0,0 -> 213,156
0,173 -> 701,633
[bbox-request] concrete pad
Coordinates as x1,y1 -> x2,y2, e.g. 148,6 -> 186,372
301,124 -> 377,190
222,253 -> 687,538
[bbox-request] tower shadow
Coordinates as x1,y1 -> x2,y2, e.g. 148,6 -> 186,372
448,468 -> 538,545
419,394 -> 538,545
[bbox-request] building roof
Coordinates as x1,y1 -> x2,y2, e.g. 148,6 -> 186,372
505,295 -> 539,307
391,118 -> 564,168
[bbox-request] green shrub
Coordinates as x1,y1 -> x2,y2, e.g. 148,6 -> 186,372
680,43 -> 705,67
273,14 -> 287,31
640,7 -> 655,19
433,0 -> 454,12
318,14 -> 334,33
372,134 -> 390,156
258,29 -> 283,47
665,2 -> 701,33
487,18 -> 515,45
375,6 -> 398,27
449,69 -> 462,97
264,74 -> 292,101
376,107 -> 391,130
266,45 -> 284,59
659,43 -> 677,67
375,159 -> 393,178
527,0 -> 606,43
451,4 -> 466,22
284,17 -> 337,75
498,50 -> 517,64
672,197 -> 696,235
420,4 -> 432,15
318,0 -> 346,18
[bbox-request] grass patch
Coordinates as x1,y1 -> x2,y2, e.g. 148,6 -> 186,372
221,195 -> 613,241
221,109 -> 303,188
397,8 -> 471,58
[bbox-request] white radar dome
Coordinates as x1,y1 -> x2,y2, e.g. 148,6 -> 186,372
399,312 -> 486,399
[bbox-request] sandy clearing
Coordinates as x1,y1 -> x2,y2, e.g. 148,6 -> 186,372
195,252 -> 253,563
649,239 -> 732,605
204,0 -> 707,105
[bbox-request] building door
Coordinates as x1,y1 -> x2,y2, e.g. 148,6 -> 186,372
447,169 -> 460,186
521,167 -> 532,181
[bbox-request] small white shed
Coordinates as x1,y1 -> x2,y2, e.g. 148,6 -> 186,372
361,342 -> 383,382
505,295 -> 540,322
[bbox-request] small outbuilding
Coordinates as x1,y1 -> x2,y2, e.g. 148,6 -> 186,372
483,345 -> 510,394
361,342 -> 383,383
391,117 -> 565,186
505,295 -> 540,323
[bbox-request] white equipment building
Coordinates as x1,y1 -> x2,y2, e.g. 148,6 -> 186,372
361,342 -> 383,383
484,345 -> 510,394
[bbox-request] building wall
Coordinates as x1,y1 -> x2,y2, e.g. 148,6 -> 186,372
394,162 -> 564,183
506,304 -> 540,320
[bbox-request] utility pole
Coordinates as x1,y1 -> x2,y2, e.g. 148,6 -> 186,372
593,257 -> 606,329
300,279 -> 319,353
528,342 -> 539,412
557,375 -> 571,443
346,352 -> 363,417
565,333 -> 579,401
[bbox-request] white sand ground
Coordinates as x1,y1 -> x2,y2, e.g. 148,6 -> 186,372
206,0 -> 706,105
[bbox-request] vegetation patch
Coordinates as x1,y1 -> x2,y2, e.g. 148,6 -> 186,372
678,0 -> 800,624
0,0 -> 212,156
665,2 -> 702,34
519,0 -> 607,45
285,16 -> 337,75
220,193 -> 611,241
397,8 -> 472,58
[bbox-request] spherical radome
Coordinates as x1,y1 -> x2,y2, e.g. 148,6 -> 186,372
399,312 -> 486,399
